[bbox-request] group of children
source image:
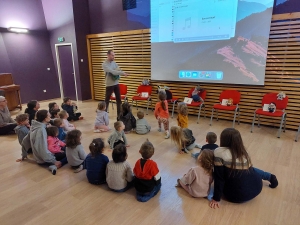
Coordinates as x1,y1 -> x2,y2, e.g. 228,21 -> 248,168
14,90 -> 278,204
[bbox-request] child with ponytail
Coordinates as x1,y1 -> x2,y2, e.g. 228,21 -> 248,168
84,138 -> 109,185
176,149 -> 214,198
154,91 -> 170,139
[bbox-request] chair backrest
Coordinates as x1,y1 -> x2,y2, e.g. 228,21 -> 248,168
119,84 -> 127,95
188,88 -> 207,101
261,93 -> 288,110
219,90 -> 240,105
137,85 -> 152,96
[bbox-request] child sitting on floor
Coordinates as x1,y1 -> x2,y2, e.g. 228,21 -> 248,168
65,129 -> 86,173
170,126 -> 201,154
106,144 -> 134,192
107,121 -> 129,150
136,111 -> 151,135
59,110 -> 75,132
133,139 -> 161,202
94,101 -> 110,133
154,91 -> 170,139
61,97 -> 83,121
119,102 -> 136,133
192,132 -> 219,159
53,118 -> 66,141
25,100 -> 40,125
14,113 -> 30,146
49,102 -> 60,119
176,149 -> 214,198
84,138 -> 109,184
177,102 -> 188,128
46,126 -> 66,162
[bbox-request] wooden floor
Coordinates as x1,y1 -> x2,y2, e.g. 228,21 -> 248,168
0,99 -> 299,225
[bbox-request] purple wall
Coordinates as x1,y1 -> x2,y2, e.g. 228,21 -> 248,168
0,0 -> 60,103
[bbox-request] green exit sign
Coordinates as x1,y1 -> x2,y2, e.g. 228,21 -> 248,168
58,37 -> 65,42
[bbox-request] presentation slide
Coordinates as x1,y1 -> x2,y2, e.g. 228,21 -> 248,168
151,0 -> 275,85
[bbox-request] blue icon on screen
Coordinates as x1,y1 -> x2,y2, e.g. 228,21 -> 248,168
216,72 -> 222,79
179,71 -> 185,78
192,72 -> 198,78
186,72 -> 191,77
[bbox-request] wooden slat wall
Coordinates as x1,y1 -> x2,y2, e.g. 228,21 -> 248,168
87,12 -> 300,130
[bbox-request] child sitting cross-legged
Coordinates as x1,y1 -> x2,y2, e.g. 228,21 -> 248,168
52,118 -> 66,141
61,97 -> 83,121
176,149 -> 214,198
170,126 -> 201,154
84,138 -> 109,185
46,126 -> 66,162
133,139 -> 161,202
94,101 -> 110,133
65,129 -> 86,173
59,110 -> 75,132
49,102 -> 60,119
106,144 -> 134,192
135,111 -> 151,135
192,132 -> 219,159
107,121 -> 129,150
119,102 -> 136,133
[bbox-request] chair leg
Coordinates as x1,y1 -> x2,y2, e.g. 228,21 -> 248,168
283,114 -> 287,132
277,114 -> 285,138
171,101 -> 176,118
210,109 -> 214,126
146,99 -> 150,115
251,113 -> 256,133
258,115 -> 260,128
111,101 -> 114,110
295,126 -> 300,142
196,105 -> 201,124
232,109 -> 238,128
216,110 -> 219,121
203,105 -> 206,118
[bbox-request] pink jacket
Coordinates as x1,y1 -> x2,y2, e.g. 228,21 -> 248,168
47,136 -> 66,154
154,100 -> 169,119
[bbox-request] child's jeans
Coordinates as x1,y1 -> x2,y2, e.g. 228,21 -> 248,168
158,117 -> 169,131
136,183 -> 161,202
192,95 -> 201,102
253,167 -> 271,181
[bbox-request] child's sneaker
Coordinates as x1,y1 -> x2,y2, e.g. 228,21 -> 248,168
74,165 -> 84,173
49,165 -> 57,175
269,174 -> 278,188
94,129 -> 100,133
157,128 -> 162,132
195,144 -> 202,149
165,131 -> 170,139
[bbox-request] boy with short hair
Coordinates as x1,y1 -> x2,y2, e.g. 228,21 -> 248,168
107,121 -> 129,149
53,118 -> 66,141
133,139 -> 161,202
192,132 -> 219,159
15,114 -> 32,162
135,111 -> 151,135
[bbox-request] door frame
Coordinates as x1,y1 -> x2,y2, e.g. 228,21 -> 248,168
55,43 -> 78,102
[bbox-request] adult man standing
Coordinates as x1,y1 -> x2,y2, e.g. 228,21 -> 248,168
102,50 -> 128,118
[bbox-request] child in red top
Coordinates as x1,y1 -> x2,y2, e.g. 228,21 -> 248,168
154,91 -> 170,139
133,139 -> 161,202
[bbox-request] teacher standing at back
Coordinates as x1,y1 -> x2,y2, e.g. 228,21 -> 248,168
102,50 -> 129,119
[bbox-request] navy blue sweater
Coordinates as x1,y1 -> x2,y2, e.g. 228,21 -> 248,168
84,153 -> 109,185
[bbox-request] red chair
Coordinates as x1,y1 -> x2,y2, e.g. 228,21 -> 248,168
186,88 -> 206,124
110,84 -> 128,110
251,93 -> 288,138
132,85 -> 152,115
210,90 -> 241,128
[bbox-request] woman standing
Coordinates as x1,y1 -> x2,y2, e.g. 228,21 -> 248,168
0,96 -> 17,135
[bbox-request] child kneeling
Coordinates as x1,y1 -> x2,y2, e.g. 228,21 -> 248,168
176,150 -> 214,198
106,144 -> 134,192
133,140 -> 161,202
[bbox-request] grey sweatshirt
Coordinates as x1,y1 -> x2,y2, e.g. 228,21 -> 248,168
102,59 -> 125,87
107,130 -> 128,149
94,109 -> 109,126
30,120 -> 56,164
136,118 -> 151,134
0,106 -> 15,126
66,144 -> 86,166
14,125 -> 30,145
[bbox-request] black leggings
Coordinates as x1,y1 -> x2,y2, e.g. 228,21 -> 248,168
0,123 -> 17,135
105,84 -> 121,117
67,113 -> 81,121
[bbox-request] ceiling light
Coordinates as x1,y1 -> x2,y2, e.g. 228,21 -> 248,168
7,27 -> 29,33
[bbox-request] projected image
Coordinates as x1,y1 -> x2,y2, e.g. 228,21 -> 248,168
151,0 -> 275,85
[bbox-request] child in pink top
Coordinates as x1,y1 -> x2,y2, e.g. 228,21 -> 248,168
176,150 -> 214,198
154,91 -> 170,139
46,126 -> 66,154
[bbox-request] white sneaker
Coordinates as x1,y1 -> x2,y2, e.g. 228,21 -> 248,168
195,144 -> 202,149
74,165 -> 84,173
165,131 -> 170,139
94,129 -> 100,133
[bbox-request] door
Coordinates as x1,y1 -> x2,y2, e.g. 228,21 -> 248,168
55,44 -> 78,101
